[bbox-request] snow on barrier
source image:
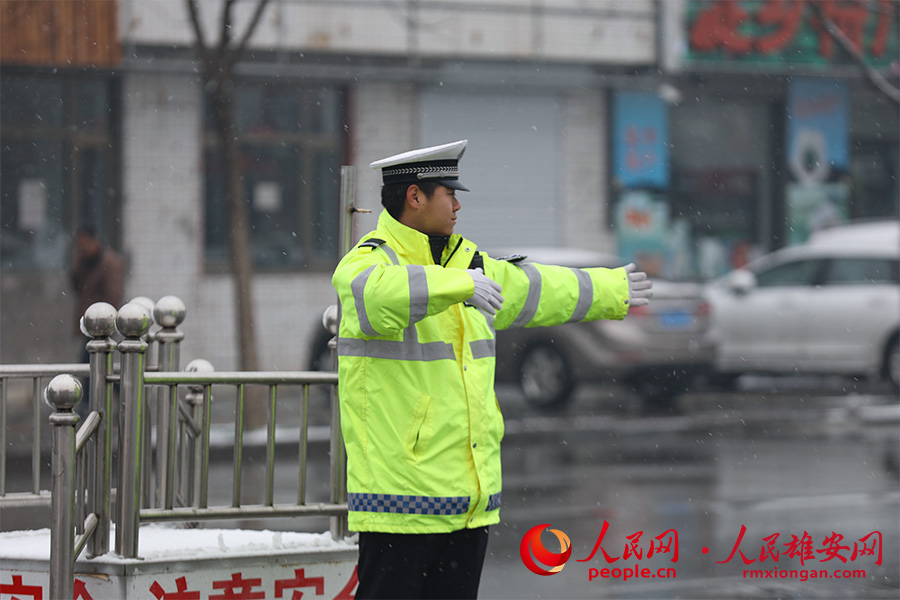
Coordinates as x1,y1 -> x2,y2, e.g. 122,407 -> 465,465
0,527 -> 358,599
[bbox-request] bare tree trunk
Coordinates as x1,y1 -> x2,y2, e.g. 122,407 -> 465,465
211,89 -> 260,376
187,0 -> 270,429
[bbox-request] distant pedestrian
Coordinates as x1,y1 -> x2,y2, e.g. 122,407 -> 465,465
70,225 -> 124,415
331,139 -> 653,599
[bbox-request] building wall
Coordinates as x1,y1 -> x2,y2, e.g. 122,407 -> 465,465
122,71 -> 341,371
349,83 -> 420,232
561,90 -> 613,254
115,76 -> 618,370
123,0 -> 656,65
1,0 -> 655,367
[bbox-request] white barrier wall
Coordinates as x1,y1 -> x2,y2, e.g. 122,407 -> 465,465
0,528 -> 358,600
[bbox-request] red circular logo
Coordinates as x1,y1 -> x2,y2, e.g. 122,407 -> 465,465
519,524 -> 572,576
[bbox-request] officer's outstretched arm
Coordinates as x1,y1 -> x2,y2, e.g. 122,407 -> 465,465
484,256 -> 631,331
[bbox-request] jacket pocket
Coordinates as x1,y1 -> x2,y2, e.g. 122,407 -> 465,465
404,394 -> 433,462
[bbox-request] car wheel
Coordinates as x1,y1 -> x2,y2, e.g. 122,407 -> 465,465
884,335 -> 900,391
517,343 -> 574,411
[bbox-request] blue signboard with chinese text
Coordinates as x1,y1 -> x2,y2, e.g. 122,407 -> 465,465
613,92 -> 669,190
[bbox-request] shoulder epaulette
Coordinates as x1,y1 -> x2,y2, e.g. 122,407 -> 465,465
358,238 -> 387,249
495,253 -> 527,263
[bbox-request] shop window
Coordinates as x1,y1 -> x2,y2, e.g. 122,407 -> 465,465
203,83 -> 345,271
0,72 -> 118,271
669,101 -> 771,279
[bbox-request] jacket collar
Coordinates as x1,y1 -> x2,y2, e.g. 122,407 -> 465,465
376,210 -> 476,267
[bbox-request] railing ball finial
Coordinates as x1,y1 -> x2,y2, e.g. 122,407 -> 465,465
184,358 -> 215,375
154,295 -> 187,328
184,358 -> 215,393
129,296 -> 156,314
82,302 -> 118,339
116,302 -> 153,339
44,374 -> 83,412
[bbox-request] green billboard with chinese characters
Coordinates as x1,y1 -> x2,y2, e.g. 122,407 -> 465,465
684,0 -> 899,69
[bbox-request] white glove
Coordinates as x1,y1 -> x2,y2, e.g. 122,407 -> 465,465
623,263 -> 653,308
466,268 -> 504,315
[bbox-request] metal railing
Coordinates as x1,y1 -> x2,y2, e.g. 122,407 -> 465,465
137,371 -> 344,523
0,296 -> 347,597
0,364 -> 91,505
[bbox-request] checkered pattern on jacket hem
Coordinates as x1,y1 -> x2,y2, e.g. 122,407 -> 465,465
349,493 -> 470,515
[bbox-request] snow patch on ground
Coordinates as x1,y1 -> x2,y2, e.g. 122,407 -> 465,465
0,526 -> 356,564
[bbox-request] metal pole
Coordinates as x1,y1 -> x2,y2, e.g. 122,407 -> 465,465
47,374 -> 83,600
82,302 -> 117,558
131,297 -> 157,512
265,385 -> 277,506
153,296 -> 186,510
1,378 -> 6,497
330,165 -> 361,540
232,384 -> 245,507
181,358 -> 214,509
32,377 -> 41,495
115,302 -> 151,558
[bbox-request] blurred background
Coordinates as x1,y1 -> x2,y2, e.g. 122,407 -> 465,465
1,0 -> 897,372
1,2 -> 898,597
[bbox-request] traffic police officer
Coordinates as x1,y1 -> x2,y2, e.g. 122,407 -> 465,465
332,140 -> 652,598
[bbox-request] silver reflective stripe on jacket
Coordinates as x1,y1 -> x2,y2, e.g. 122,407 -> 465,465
339,324 -> 455,362
568,268 -> 594,323
380,244 -> 399,266
510,263 -> 542,328
469,339 -> 496,359
407,265 -> 429,324
351,265 -> 380,336
351,261 -> 429,336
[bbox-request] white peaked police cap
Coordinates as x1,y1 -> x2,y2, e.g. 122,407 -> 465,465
369,139 -> 469,191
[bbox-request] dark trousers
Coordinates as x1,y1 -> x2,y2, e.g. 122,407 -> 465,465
356,527 -> 490,599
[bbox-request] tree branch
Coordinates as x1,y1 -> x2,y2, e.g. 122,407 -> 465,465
233,0 -> 272,59
219,0 -> 236,54
809,3 -> 900,106
186,0 -> 210,65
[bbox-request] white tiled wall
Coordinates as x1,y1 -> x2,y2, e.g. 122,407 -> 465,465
122,72 -> 339,371
561,91 -> 615,254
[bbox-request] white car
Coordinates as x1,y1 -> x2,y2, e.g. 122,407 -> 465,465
705,220 -> 900,389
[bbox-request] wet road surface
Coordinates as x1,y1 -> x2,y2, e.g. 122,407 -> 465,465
3,377 -> 898,599
478,382 -> 899,599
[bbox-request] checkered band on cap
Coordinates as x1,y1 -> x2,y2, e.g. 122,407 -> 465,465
380,159 -> 460,185
348,492 -> 470,515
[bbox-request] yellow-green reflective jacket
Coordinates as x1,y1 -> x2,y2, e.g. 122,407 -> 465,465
332,210 -> 629,533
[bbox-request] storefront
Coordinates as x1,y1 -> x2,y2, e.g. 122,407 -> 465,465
613,0 -> 899,281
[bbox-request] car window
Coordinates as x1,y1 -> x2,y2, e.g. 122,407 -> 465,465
755,259 -> 822,287
822,258 -> 900,286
